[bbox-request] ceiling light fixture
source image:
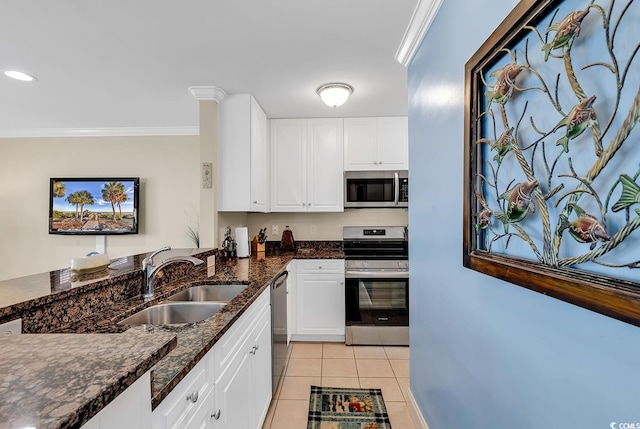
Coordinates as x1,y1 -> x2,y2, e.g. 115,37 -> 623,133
4,70 -> 37,82
316,82 -> 353,108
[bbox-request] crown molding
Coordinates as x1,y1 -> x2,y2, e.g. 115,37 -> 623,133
188,86 -> 227,102
395,0 -> 444,67
0,126 -> 199,138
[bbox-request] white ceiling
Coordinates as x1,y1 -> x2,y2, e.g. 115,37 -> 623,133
0,1 -> 418,133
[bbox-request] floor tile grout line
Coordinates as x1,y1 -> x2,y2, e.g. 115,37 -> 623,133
265,342 -> 411,429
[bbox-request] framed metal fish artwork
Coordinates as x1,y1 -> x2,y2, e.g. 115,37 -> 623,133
463,0 -> 640,326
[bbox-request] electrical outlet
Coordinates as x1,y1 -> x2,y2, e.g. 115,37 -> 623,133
310,224 -> 317,234
272,225 -> 279,236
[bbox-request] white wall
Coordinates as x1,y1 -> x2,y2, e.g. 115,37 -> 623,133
0,135 -> 200,280
218,209 -> 408,243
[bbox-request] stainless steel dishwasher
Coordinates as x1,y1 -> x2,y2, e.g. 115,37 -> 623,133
271,269 -> 289,395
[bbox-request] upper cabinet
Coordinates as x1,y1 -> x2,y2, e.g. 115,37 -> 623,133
218,94 -> 269,212
344,117 -> 408,171
270,118 -> 344,212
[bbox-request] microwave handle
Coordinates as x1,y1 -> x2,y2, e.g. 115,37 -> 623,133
394,172 -> 400,206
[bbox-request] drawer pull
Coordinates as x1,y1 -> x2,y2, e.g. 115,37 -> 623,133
186,391 -> 199,403
212,409 -> 221,420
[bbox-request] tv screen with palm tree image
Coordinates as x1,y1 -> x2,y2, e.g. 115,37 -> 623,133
49,177 -> 140,235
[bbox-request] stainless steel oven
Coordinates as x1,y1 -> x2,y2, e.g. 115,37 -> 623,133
344,171 -> 408,208
344,226 -> 409,346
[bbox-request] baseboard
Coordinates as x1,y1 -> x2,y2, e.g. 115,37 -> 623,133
290,334 -> 345,342
406,388 -> 429,429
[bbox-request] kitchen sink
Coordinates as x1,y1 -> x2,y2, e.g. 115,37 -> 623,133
167,284 -> 248,303
118,302 -> 226,326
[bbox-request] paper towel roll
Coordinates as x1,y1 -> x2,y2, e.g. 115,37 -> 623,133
235,227 -> 250,258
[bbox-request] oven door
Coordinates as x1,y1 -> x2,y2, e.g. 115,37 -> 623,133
345,271 -> 409,327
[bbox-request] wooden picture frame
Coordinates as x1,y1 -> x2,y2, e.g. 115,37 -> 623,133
463,0 -> 640,325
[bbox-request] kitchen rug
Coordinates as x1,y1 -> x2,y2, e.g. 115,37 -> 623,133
307,385 -> 392,429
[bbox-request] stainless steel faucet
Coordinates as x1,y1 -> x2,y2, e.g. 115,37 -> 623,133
142,246 -> 204,300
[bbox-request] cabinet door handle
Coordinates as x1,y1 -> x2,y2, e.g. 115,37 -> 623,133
211,409 -> 221,420
253,200 -> 258,204
186,391 -> 199,403
249,345 -> 257,355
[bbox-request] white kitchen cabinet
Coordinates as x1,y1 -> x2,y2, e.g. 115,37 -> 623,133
152,347 -> 214,429
218,94 -> 269,212
81,371 -> 152,429
212,289 -> 272,429
344,117 -> 408,171
183,388 -> 215,429
214,344 -> 252,429
293,259 -> 345,342
152,288 -> 271,429
250,306 -> 273,428
270,118 -> 306,211
270,118 -> 344,212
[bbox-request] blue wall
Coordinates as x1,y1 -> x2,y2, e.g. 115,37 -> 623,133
407,1 -> 640,428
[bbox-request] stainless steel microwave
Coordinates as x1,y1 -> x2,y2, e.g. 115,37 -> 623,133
344,171 -> 408,208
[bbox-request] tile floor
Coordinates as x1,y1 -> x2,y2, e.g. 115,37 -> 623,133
261,342 -> 414,429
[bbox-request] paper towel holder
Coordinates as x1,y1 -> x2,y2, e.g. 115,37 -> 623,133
235,226 -> 250,258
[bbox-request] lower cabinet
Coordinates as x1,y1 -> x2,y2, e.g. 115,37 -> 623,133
250,307 -> 273,428
213,350 -> 252,429
152,288 -> 271,429
292,259 -> 345,342
151,341 -> 214,429
213,302 -> 272,429
183,388 -> 215,429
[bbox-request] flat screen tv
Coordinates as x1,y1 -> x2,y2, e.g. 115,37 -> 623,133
49,177 -> 140,235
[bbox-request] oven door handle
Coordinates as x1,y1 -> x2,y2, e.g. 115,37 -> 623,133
345,270 -> 409,279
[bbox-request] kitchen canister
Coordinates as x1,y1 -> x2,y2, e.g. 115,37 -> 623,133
280,225 -> 295,251
235,227 -> 250,258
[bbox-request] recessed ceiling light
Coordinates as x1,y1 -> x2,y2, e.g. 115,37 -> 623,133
4,70 -> 37,82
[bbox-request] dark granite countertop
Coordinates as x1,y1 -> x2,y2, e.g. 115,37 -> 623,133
0,247 -> 210,320
0,242 -> 344,426
0,331 -> 176,429
73,246 -> 345,408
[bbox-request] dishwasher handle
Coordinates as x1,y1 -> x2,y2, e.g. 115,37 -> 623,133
272,270 -> 289,289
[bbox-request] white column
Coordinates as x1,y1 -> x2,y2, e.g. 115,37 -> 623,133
189,86 -> 226,249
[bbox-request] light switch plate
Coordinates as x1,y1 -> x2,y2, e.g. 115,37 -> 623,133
272,225 -> 279,235
202,162 -> 212,189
